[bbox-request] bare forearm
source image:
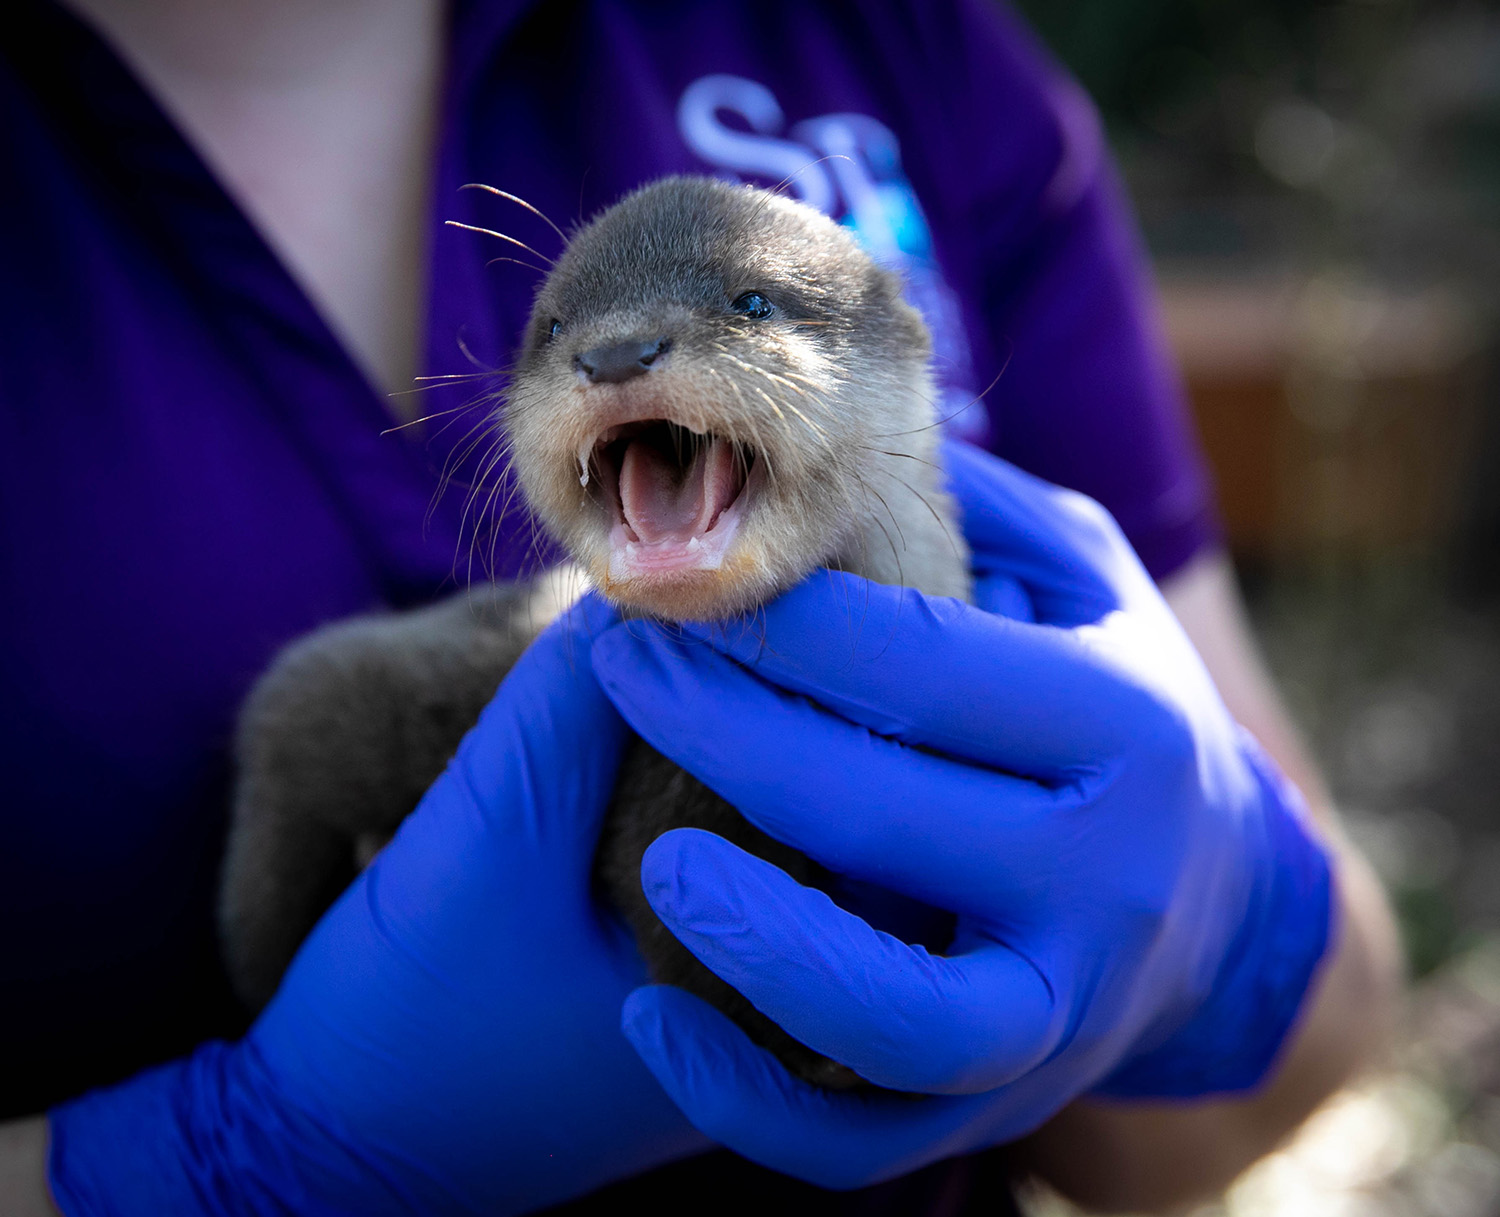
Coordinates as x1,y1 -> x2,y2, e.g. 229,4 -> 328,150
0,1117 -> 60,1217
1012,552 -> 1402,1210
1013,845 -> 1400,1211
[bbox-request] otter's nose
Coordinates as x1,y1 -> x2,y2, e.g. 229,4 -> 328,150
575,337 -> 670,384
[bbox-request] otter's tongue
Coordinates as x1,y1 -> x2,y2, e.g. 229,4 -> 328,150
618,433 -> 741,544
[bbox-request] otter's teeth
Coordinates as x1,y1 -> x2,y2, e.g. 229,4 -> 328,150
578,442 -> 593,488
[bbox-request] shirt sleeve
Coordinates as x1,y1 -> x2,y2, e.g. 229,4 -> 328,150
892,0 -> 1224,580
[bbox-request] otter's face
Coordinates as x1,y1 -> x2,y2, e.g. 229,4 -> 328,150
502,177 -> 933,621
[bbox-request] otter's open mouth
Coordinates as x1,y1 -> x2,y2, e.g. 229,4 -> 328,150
582,420 -> 758,579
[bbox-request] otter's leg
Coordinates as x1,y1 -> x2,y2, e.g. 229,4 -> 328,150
221,579 -> 571,1010
598,740 -> 864,1090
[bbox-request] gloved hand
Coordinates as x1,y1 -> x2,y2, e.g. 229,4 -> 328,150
590,441 -> 1334,1189
48,598 -> 707,1216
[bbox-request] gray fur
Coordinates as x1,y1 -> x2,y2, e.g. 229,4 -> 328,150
221,583 -> 559,1008
221,178 -> 971,1088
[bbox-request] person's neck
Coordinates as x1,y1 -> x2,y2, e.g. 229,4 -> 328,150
59,0 -> 441,93
60,0 -> 448,403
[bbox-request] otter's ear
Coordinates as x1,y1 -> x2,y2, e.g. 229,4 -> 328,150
870,266 -> 932,358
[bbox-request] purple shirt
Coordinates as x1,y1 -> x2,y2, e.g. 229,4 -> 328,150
1,0 -> 1215,1202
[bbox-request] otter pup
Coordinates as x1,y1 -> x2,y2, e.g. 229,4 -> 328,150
220,177 -> 971,1089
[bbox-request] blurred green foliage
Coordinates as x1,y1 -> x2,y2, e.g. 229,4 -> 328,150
1012,0 -> 1320,132
1398,882 -> 1464,980
1010,0 -> 1500,276
1009,0 -> 1425,141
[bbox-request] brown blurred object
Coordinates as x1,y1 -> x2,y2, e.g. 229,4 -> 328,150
1160,274 -> 1488,566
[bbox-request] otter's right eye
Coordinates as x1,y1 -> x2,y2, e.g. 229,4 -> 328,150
731,292 -> 775,320
545,318 -> 563,342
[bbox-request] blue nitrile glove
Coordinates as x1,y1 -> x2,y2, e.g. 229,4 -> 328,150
589,441 -> 1334,1190
48,597 -> 707,1216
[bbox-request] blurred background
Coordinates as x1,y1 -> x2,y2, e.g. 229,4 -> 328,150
1006,1 -> 1500,1214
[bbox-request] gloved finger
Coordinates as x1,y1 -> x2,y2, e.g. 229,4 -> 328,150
365,594 -> 632,937
942,440 -> 1137,626
596,583 -> 1152,777
600,635 -> 1082,907
450,591 -> 630,844
641,830 -> 1061,1093
973,570 -> 1035,621
621,986 -> 1049,1190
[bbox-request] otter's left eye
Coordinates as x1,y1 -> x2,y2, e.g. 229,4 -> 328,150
546,318 -> 564,341
731,292 -> 774,320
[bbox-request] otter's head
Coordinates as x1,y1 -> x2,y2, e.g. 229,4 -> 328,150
503,176 -> 935,621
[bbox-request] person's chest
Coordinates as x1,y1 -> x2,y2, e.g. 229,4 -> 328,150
55,0 -> 447,405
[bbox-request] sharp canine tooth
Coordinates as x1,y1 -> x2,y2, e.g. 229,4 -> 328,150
577,441 -> 593,488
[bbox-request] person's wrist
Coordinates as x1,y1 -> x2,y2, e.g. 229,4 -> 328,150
48,1037 -> 366,1217
1094,737 -> 1336,1099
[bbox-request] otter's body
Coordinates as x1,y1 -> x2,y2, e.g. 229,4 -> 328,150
220,177 -> 970,1088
